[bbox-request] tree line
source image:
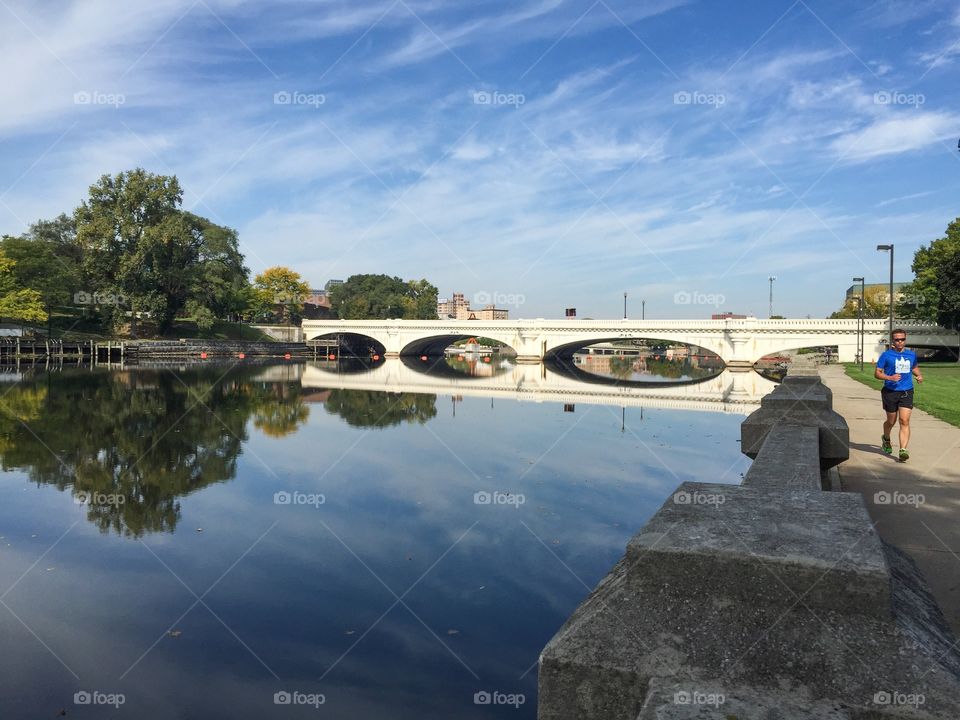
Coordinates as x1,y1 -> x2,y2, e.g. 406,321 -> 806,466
0,168 -> 439,336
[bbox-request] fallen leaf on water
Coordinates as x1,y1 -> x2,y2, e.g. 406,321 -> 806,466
446,629 -> 460,635
345,630 -> 355,636
166,630 -> 182,638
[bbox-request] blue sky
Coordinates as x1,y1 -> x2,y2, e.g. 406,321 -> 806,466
0,0 -> 958,319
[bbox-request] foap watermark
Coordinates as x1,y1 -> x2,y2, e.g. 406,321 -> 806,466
474,690 -> 526,708
75,491 -> 125,507
873,690 -> 925,708
274,490 -> 326,508
673,90 -> 725,108
74,290 -> 127,306
274,690 -> 326,708
873,490 -> 924,508
673,690 -> 725,707
74,90 -> 125,108
673,490 -> 725,506
473,90 -> 525,108
873,90 -> 924,108
474,290 -> 525,308
274,291 -> 308,304
274,90 -> 326,108
673,290 -> 725,308
474,490 -> 525,508
74,690 -> 125,708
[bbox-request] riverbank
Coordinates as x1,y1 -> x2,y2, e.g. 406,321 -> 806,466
820,364 -> 960,636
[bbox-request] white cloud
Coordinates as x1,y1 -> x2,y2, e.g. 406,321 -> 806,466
831,111 -> 958,161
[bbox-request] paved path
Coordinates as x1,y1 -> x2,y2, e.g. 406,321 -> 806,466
819,365 -> 960,636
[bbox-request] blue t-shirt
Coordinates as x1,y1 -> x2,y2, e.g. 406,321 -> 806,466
877,349 -> 917,391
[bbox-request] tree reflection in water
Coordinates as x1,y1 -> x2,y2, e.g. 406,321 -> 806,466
0,366 -> 309,537
323,389 -> 437,428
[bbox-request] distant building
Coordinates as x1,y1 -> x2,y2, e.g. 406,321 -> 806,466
711,312 -> 748,320
304,289 -> 331,308
437,292 -> 508,320
844,282 -> 908,302
324,279 -> 344,292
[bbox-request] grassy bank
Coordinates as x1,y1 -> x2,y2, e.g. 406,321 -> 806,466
845,362 -> 960,427
33,314 -> 276,342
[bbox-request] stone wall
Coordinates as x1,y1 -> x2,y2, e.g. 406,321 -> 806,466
537,373 -> 960,719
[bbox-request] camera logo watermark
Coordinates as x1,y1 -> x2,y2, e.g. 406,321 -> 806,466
873,90 -> 924,108
474,291 -> 525,308
673,290 -> 725,308
673,490 -> 725,506
74,90 -> 125,108
274,690 -> 326,708
674,90 -> 725,107
274,291 -> 308,304
274,491 -> 326,508
75,491 -> 125,506
274,91 -> 326,108
873,491 -> 924,508
74,690 -> 125,708
74,290 -> 127,306
873,690 -> 925,707
474,491 -> 525,508
473,90 -> 525,108
473,690 -> 525,707
673,690 -> 725,707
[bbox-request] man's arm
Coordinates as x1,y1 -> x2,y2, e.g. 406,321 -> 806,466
912,363 -> 923,383
875,354 -> 899,382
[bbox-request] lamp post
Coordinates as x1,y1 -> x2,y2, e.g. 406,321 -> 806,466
852,276 -> 865,371
768,276 -> 776,318
642,299 -> 646,321
623,292 -> 627,319
876,244 -> 894,343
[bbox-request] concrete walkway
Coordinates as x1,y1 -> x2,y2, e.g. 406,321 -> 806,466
819,364 -> 960,636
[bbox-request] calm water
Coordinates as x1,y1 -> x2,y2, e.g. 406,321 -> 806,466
0,359 -> 765,719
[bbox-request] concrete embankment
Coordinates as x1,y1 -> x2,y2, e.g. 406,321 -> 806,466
537,372 -> 960,719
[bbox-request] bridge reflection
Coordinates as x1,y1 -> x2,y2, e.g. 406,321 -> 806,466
296,358 -> 778,415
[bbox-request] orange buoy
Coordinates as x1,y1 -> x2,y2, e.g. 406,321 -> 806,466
372,354 -> 380,361
238,352 -> 245,359
284,353 -> 291,360
483,356 -> 491,362
420,355 -> 428,361
200,352 -> 207,359
328,353 -> 336,360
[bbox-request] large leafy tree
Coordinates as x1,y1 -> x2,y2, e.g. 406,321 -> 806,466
829,285 -> 896,319
0,249 -> 47,323
329,274 -> 438,319
252,266 -> 311,324
74,169 -> 248,333
899,218 -> 960,324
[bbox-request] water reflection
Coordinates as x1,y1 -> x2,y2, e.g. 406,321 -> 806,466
0,366 -> 307,537
566,349 -> 723,383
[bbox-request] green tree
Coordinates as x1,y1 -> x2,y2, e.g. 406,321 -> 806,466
323,390 -> 437,428
900,218 -> 960,324
74,169 -> 248,333
329,274 -> 438,319
252,266 -> 310,324
0,249 -> 47,323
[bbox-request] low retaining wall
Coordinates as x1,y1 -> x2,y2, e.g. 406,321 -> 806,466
537,373 -> 960,718
133,340 -> 310,358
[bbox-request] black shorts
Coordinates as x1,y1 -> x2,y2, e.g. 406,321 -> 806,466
881,388 -> 914,413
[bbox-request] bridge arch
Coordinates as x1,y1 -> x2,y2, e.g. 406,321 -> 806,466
544,336 -> 724,363
400,333 -> 519,357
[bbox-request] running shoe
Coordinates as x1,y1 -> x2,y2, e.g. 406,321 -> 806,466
881,436 -> 892,454
899,448 -> 909,462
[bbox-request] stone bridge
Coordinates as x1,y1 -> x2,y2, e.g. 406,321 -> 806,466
302,318 -> 958,366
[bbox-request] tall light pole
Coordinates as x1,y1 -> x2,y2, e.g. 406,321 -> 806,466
768,276 -> 776,318
876,244 -> 894,342
852,276 -> 865,370
642,299 -> 646,321
623,292 -> 627,319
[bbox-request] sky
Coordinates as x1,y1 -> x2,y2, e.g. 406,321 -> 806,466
0,0 -> 958,319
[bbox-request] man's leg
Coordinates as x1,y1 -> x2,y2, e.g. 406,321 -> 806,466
898,406 -> 912,450
883,410 -> 897,446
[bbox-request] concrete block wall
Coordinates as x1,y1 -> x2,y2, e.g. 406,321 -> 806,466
537,373 -> 960,719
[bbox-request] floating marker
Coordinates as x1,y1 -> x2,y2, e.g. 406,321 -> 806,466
328,353 -> 336,360
420,355 -> 428,361
372,354 -> 380,361
200,352 -> 207,359
284,353 -> 291,359
238,352 -> 245,359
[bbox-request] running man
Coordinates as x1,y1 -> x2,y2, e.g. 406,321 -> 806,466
874,329 -> 923,461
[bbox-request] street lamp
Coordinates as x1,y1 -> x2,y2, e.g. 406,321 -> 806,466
623,292 -> 627,320
852,276 -> 865,370
876,244 -> 894,342
768,276 -> 776,318
642,299 -> 646,321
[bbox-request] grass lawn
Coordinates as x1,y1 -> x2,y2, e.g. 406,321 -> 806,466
845,362 -> 960,428
34,314 -> 275,342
